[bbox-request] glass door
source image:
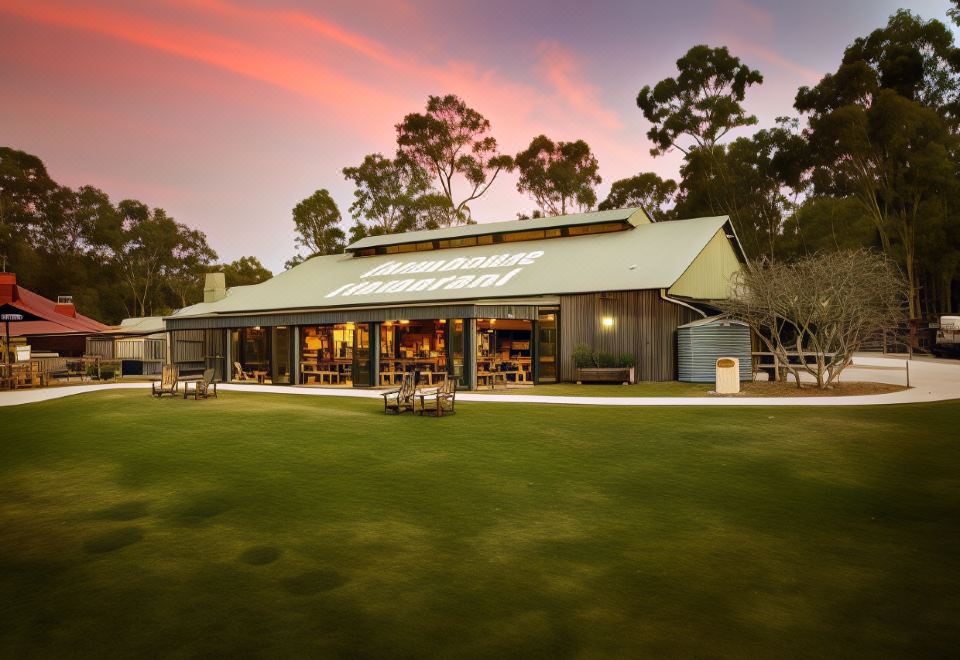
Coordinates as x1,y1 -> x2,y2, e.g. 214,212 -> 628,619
447,319 -> 466,387
352,323 -> 372,386
272,326 -> 291,384
537,310 -> 558,383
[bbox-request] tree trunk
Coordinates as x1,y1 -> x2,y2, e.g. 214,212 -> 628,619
905,249 -> 918,319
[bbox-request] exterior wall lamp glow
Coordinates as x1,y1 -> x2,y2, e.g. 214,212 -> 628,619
602,316 -> 614,328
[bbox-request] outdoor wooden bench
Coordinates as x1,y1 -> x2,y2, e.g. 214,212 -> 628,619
576,367 -> 632,384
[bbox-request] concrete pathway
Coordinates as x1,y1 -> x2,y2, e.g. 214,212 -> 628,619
1,355 -> 958,408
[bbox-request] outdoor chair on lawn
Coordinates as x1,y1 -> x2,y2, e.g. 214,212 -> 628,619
152,364 -> 179,398
381,372 -> 416,414
417,377 -> 457,417
185,368 -> 218,400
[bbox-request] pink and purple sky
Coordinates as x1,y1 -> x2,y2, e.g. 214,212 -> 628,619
1,0 -> 953,271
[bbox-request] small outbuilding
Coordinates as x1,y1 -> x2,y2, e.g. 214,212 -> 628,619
86,317 -> 168,377
677,316 -> 752,383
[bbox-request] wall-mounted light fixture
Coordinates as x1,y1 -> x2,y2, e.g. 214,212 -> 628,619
601,316 -> 615,328
399,319 -> 410,325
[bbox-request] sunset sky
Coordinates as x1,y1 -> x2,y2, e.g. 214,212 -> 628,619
1,0 -> 953,272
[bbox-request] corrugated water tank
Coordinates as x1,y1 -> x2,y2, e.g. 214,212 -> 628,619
677,317 -> 752,382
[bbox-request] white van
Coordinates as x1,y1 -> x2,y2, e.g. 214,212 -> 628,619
933,316 -> 960,357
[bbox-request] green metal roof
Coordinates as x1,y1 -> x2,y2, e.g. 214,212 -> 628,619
346,207 -> 650,251
100,316 -> 167,335
169,215 -> 736,320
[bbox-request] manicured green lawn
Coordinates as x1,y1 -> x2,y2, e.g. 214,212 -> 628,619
1,391 -> 958,658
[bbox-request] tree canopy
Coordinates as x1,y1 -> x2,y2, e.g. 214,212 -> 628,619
636,45 -> 763,156
289,189 -> 346,268
514,135 -> 601,216
219,256 -> 273,288
598,172 -> 677,219
396,94 -> 513,225
342,153 -> 442,239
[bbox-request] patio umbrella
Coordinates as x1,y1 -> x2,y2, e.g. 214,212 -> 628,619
1,303 -> 42,374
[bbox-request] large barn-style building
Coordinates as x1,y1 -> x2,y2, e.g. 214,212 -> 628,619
165,208 -> 745,388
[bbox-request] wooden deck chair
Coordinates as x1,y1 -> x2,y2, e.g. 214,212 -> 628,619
233,361 -> 254,381
419,376 -> 457,416
187,368 -> 218,400
152,364 -> 179,398
381,372 -> 416,414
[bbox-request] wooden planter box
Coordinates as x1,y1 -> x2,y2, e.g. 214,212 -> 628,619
576,367 -> 635,385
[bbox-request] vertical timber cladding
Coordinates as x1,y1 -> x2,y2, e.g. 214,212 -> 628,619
170,329 -> 226,377
559,290 -> 701,382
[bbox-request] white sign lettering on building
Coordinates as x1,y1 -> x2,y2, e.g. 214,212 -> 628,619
325,250 -> 545,299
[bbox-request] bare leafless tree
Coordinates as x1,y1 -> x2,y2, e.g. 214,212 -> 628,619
719,249 -> 907,388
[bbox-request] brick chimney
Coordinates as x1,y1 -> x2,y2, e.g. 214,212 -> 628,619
54,295 -> 77,318
203,272 -> 227,303
0,272 -> 16,305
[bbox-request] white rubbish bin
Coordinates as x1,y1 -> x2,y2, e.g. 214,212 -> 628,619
715,357 -> 740,394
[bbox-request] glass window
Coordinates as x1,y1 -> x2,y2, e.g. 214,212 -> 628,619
502,230 -> 545,242
379,320 -> 447,387
476,319 -> 533,388
231,327 -> 270,383
567,222 -> 626,236
299,324 -> 354,385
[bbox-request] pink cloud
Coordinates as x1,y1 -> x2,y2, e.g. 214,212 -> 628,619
534,41 -> 623,132
0,0 -> 414,133
717,0 -> 775,32
723,36 -> 822,85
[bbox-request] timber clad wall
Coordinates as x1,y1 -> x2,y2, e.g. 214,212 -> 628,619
171,329 -> 226,378
559,290 -> 700,382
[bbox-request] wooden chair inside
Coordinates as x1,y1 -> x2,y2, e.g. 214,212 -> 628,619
233,362 -> 254,381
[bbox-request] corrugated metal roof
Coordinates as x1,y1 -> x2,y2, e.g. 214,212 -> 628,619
1,279 -> 109,336
168,215 -> 732,320
101,316 -> 167,335
346,207 -> 650,251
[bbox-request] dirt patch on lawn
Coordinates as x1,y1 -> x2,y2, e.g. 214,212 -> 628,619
713,381 -> 908,397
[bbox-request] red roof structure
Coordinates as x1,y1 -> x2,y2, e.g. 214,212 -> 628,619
0,272 -> 109,337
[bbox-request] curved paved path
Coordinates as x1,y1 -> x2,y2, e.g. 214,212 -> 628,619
1,355 -> 957,408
